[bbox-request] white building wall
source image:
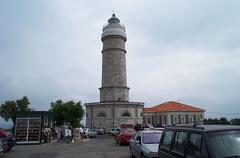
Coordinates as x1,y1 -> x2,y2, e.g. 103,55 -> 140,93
143,111 -> 204,126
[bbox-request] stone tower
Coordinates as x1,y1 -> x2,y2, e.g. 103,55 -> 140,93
85,14 -> 144,131
100,13 -> 129,102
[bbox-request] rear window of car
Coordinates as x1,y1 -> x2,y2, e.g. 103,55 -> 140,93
120,129 -> 135,134
161,130 -> 174,149
143,132 -> 162,144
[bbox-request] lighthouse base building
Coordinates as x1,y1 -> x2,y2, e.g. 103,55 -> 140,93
85,14 -> 144,131
85,102 -> 144,131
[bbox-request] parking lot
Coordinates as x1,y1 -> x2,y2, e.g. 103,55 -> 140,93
2,135 -> 130,158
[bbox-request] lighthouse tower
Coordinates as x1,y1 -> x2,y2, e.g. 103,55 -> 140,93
100,13 -> 129,102
85,14 -> 144,131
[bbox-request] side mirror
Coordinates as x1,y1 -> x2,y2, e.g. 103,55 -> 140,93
135,140 -> 140,144
136,137 -> 141,144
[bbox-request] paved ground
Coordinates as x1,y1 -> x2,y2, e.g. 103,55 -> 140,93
2,135 -> 130,158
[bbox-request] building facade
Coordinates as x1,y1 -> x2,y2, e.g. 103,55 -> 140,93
85,14 -> 144,131
143,101 -> 205,126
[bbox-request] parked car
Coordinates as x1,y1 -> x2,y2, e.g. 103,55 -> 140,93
120,123 -> 134,129
0,130 -> 16,152
115,128 -> 136,145
96,127 -> 105,135
87,129 -> 98,138
109,128 -> 120,136
130,130 -> 163,158
158,124 -> 240,158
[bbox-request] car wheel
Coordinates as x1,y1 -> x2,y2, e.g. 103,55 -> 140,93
140,153 -> 145,158
3,140 -> 9,152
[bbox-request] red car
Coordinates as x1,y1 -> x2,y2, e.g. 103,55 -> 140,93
115,128 -> 136,145
0,130 -> 16,152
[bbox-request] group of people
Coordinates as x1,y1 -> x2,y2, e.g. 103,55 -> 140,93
56,126 -> 74,143
43,125 -> 86,143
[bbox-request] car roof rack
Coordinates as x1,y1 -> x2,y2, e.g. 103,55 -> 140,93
168,123 -> 204,130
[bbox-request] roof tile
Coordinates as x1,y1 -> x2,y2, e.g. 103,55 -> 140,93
144,101 -> 204,113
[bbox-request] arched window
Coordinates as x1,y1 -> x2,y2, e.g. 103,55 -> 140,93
122,112 -> 131,117
98,112 -> 106,117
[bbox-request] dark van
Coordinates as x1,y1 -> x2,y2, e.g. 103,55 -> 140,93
158,125 -> 240,158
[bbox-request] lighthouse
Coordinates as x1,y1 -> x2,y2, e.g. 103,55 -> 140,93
100,13 -> 129,102
85,14 -> 144,131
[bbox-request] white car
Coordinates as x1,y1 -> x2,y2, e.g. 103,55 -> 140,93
87,129 -> 98,138
109,128 -> 120,136
130,130 -> 163,158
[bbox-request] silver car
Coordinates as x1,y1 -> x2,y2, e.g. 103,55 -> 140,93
87,129 -> 98,138
130,130 -> 163,158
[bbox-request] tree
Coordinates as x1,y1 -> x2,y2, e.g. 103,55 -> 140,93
49,100 -> 84,128
219,117 -> 230,124
16,96 -> 31,112
0,96 -> 32,122
0,100 -> 17,121
204,117 -> 230,124
230,118 -> 240,125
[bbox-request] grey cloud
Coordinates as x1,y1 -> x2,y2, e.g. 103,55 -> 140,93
0,0 -> 239,119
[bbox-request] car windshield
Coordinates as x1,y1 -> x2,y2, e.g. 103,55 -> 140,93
126,129 -> 135,134
208,130 -> 240,158
143,132 -> 162,144
89,129 -> 95,132
120,129 -> 135,134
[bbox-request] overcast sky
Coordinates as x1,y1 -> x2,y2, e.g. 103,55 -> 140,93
0,0 -> 240,120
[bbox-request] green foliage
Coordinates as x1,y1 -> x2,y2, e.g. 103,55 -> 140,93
204,117 -> 230,125
0,100 -> 17,121
16,96 -> 31,112
230,118 -> 240,125
0,96 -> 32,122
49,100 -> 84,128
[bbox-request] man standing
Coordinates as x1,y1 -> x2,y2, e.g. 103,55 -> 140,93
79,127 -> 83,139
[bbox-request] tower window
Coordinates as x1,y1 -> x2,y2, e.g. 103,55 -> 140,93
98,112 -> 106,117
122,112 -> 130,117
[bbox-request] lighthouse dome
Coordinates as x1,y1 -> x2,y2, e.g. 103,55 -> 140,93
101,14 -> 127,40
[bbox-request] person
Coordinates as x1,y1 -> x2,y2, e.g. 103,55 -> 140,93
64,127 -> 68,143
43,126 -> 51,143
60,128 -> 64,142
71,127 -> 74,143
79,127 -> 83,139
66,127 -> 72,143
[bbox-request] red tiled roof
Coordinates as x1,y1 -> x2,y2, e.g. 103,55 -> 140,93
144,101 -> 205,113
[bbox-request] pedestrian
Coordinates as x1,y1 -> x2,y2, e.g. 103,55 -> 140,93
79,127 -> 83,139
57,129 -> 61,141
64,128 -> 68,143
43,126 -> 51,143
65,127 -> 72,143
71,127 -> 74,143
